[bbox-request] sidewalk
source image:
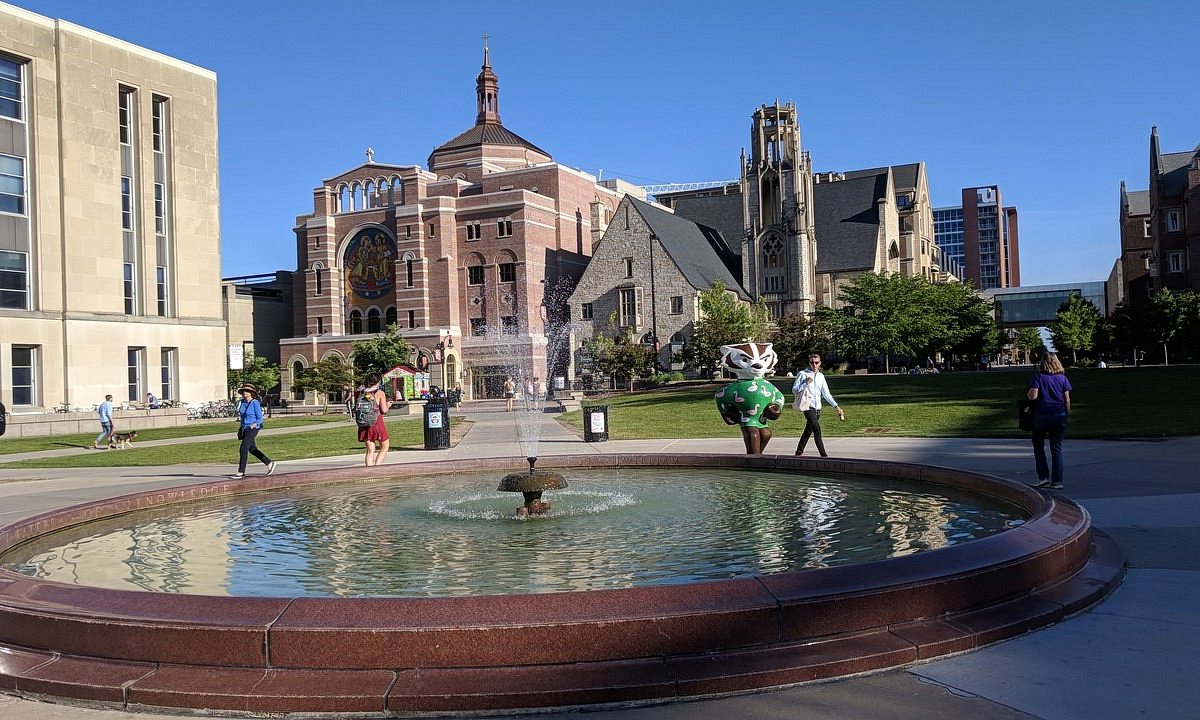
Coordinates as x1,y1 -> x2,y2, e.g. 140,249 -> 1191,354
0,409 -> 1197,719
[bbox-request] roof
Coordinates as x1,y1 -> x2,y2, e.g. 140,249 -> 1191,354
628,197 -> 748,299
841,162 -> 921,189
1158,149 -> 1197,197
430,121 -> 550,157
671,193 -> 745,258
1125,188 -> 1150,216
813,172 -> 888,273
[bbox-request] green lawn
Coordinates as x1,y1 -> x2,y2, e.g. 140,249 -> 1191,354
0,413 -> 348,455
0,416 -> 450,469
560,365 -> 1200,440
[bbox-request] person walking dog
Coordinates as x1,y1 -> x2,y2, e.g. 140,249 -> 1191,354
231,384 -> 276,479
91,394 -> 115,449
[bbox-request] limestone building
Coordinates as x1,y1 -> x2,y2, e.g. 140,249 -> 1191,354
282,47 -> 629,402
567,195 -> 746,376
0,2 -> 225,411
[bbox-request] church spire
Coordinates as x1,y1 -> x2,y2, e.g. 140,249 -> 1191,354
476,34 -> 501,125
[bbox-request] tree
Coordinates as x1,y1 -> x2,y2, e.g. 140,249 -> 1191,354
687,281 -> 769,374
814,273 -> 929,371
227,354 -> 280,397
1049,294 -> 1102,365
294,356 -> 355,414
1014,327 -> 1045,365
1144,288 -> 1185,365
351,324 -> 412,378
580,314 -> 658,389
769,313 -> 833,373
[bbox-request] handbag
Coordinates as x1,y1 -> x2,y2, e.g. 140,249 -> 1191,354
1017,398 -> 1034,431
237,427 -> 245,440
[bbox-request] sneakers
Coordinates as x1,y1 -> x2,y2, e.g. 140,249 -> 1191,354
229,472 -> 245,479
1032,478 -> 1051,488
266,461 -> 277,476
1049,481 -> 1064,490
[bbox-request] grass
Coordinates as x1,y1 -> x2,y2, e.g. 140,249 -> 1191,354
561,365 -> 1200,440
0,414 -> 348,455
0,416 -> 459,469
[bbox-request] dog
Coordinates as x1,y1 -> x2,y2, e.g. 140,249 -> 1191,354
108,431 -> 138,449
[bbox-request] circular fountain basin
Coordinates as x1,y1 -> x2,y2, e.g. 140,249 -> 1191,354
0,454 -> 1123,716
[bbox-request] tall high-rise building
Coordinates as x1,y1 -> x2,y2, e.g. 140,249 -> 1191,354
933,186 -> 1021,289
1,3 -> 225,410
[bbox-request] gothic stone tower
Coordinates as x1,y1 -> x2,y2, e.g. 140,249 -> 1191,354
741,102 -> 816,316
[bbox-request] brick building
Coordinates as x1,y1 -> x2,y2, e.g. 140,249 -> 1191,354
932,186 -> 1021,290
1114,181 -> 1152,306
1144,127 -> 1200,294
281,46 -> 629,403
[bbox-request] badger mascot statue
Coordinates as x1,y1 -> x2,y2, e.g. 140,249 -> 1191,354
714,342 -> 786,455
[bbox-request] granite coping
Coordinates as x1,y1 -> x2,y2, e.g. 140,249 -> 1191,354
0,454 -> 1123,715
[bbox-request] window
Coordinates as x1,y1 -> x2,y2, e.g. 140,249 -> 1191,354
618,287 -> 642,328
385,306 -> 397,327
468,265 -> 484,285
499,262 -> 515,283
349,309 -> 363,334
466,221 -> 481,240
501,315 -> 518,335
1168,252 -> 1183,273
0,250 -> 28,309
118,89 -> 134,146
153,183 -> 166,234
1166,210 -> 1181,233
624,257 -> 634,278
497,218 -> 513,237
156,266 -> 167,316
405,258 -> 414,287
127,347 -> 145,402
367,307 -> 381,333
123,262 -> 136,314
0,154 -> 25,214
121,176 -> 134,230
580,302 -> 593,320
471,317 -> 488,336
152,97 -> 166,153
669,296 -> 684,314
11,345 -> 36,406
895,193 -> 913,209
160,348 -> 176,400
314,267 -> 323,295
316,316 -> 324,334
407,309 -> 415,328
0,57 -> 23,120
1144,219 -> 1152,237
428,223 -> 435,238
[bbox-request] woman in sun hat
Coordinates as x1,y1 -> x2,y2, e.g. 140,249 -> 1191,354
232,383 -> 276,479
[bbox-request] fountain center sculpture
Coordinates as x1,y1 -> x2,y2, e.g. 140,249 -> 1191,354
714,342 -> 785,455
497,455 -> 568,516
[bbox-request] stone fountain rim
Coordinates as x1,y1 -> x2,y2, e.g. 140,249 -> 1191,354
0,453 -> 1122,716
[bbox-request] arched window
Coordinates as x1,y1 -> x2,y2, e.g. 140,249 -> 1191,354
350,309 -> 363,334
391,177 -> 403,205
364,180 -> 375,208
760,234 -> 786,294
338,185 -> 350,213
762,236 -> 784,268
670,331 -> 686,344
367,307 -> 382,333
385,306 -> 397,327
352,183 -> 363,211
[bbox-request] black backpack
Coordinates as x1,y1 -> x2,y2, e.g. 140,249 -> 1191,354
354,392 -> 379,428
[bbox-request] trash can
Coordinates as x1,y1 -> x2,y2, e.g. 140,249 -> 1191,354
582,404 -> 609,443
423,399 -> 450,450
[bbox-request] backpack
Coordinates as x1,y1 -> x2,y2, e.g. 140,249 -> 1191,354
354,391 -> 379,428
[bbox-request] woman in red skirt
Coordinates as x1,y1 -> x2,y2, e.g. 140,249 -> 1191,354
357,372 -> 391,466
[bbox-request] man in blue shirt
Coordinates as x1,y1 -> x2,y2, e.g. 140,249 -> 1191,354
92,395 -> 114,450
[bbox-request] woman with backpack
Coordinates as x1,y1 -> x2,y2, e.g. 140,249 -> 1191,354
356,372 -> 391,466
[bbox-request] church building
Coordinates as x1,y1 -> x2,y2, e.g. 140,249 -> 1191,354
282,46 -> 633,403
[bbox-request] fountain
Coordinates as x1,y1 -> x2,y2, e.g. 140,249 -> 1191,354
497,455 -> 567,516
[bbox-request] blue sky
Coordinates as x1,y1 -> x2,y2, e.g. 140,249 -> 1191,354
12,0 -> 1200,286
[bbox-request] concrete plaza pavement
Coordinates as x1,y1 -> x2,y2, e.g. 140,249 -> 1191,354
0,405 -> 1197,719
